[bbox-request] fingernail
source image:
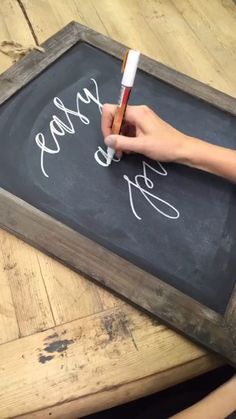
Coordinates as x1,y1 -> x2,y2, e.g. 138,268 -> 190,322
105,135 -> 116,147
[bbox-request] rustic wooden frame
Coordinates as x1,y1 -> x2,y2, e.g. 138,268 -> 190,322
0,21 -> 235,365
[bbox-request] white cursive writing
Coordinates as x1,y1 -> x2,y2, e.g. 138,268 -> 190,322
35,78 -> 102,177
123,161 -> 180,220
94,146 -> 120,167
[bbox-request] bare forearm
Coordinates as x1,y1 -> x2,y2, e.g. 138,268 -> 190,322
179,136 -> 236,183
172,375 -> 236,419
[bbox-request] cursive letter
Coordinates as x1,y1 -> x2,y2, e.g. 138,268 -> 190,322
123,161 -> 180,220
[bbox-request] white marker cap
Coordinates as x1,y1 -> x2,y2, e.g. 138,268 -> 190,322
121,50 -> 140,87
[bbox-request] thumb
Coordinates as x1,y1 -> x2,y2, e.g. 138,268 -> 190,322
104,134 -> 144,154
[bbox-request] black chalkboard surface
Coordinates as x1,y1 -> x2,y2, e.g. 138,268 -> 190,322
0,22 -> 235,364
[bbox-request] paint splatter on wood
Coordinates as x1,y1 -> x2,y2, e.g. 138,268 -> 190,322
44,339 -> 74,354
38,332 -> 75,364
38,354 -> 54,364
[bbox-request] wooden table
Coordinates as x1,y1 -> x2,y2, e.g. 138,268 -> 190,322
0,1 -> 235,417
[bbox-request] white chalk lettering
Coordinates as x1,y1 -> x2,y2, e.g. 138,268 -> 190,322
35,78 -> 102,178
123,161 -> 180,220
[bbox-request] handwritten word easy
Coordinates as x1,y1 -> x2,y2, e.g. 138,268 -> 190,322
35,78 -> 102,178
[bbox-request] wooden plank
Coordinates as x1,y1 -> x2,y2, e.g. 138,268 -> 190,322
136,0 -> 235,97
36,221 -> 120,325
0,230 -> 19,344
21,0 -> 236,97
96,286 -> 123,310
1,229 -> 55,336
0,0 -> 35,74
19,0 -> 172,64
19,0 -> 112,41
0,306 -> 221,418
17,359 -> 219,419
174,0 -> 236,96
36,252 -> 104,325
0,187 -> 235,364
37,252 -> 121,323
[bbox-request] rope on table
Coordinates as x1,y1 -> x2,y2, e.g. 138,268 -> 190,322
0,40 -> 44,62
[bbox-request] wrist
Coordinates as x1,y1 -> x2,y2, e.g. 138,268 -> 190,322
174,135 -> 195,165
175,135 -> 207,168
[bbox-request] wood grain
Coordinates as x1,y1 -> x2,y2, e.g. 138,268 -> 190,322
36,252 -> 104,325
21,0 -> 236,97
0,230 -> 19,344
2,232 -> 55,336
174,0 -> 236,93
15,352 -> 220,419
0,305 -> 221,418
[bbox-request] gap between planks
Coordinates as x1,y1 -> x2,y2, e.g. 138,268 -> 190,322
0,303 -> 132,348
17,0 -> 39,45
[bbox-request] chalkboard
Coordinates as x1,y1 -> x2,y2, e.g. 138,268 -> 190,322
0,22 -> 235,365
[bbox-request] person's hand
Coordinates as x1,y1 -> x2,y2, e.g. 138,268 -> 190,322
102,104 -> 236,183
101,104 -> 192,162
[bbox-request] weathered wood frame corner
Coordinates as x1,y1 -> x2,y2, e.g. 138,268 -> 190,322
0,21 -> 235,365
